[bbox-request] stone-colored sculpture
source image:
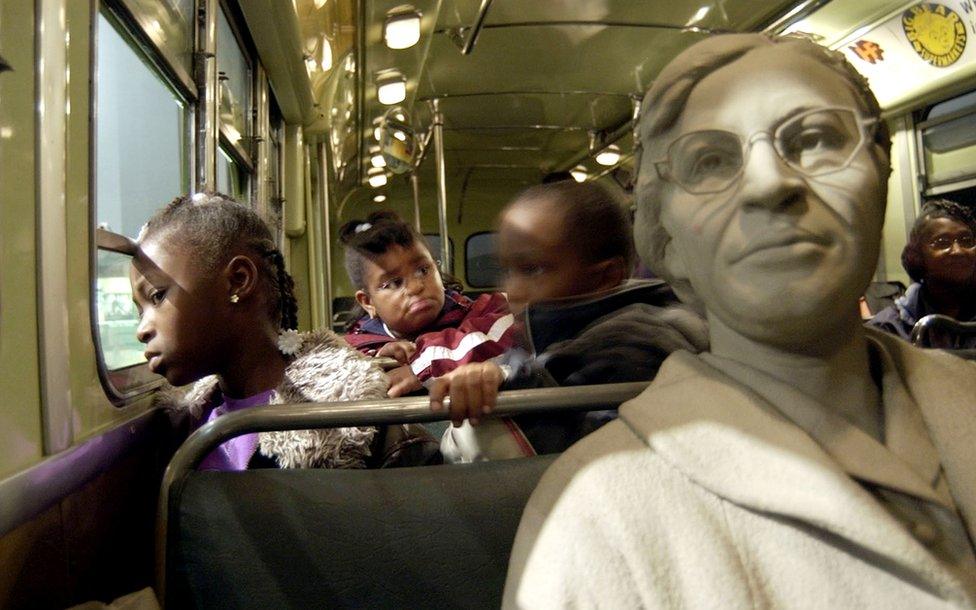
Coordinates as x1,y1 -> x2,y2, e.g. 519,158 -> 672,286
504,34 -> 976,609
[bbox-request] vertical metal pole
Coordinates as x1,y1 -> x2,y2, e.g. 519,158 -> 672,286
303,143 -> 320,329
411,171 -> 422,233
254,66 -> 270,216
283,124 -> 306,236
318,142 -> 334,328
431,99 -> 450,275
196,0 -> 217,191
461,0 -> 494,55
36,0 -> 73,454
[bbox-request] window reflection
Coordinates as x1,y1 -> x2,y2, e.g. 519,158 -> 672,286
217,146 -> 248,201
217,6 -> 251,143
96,250 -> 144,371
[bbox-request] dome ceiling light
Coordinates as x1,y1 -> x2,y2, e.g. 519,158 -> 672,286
384,10 -> 421,50
595,144 -> 621,167
376,71 -> 407,105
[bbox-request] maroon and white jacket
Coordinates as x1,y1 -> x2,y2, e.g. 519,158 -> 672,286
345,290 -> 520,384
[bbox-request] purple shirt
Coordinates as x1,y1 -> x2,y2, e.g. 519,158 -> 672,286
197,389 -> 276,471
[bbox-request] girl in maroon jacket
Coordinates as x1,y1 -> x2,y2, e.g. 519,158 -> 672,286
341,211 -> 519,397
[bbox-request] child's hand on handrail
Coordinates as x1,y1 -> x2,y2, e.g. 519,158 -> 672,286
387,364 -> 422,397
429,362 -> 505,427
375,340 -> 417,365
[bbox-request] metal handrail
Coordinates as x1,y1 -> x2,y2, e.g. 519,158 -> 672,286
155,381 -> 648,606
910,314 -> 976,347
459,0 -> 494,55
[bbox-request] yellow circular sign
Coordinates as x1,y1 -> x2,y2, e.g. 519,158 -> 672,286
902,2 -> 967,67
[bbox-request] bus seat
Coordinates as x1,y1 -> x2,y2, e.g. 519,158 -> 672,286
167,456 -> 555,609
863,280 -> 905,316
911,314 -> 976,358
331,297 -> 357,332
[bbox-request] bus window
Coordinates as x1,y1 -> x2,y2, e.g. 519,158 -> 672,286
216,4 -> 255,201
217,146 -> 249,200
95,249 -> 143,370
466,232 -> 502,289
919,90 -> 976,199
95,10 -> 188,238
217,5 -> 252,145
94,7 -> 191,401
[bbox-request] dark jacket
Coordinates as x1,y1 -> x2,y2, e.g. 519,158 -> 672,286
868,282 -> 976,350
442,281 -> 710,460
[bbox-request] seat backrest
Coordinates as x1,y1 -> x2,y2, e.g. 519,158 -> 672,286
168,455 -> 556,609
911,314 -> 976,354
863,280 -> 905,316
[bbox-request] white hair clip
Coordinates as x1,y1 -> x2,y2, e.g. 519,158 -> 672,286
190,192 -> 207,203
354,222 -> 372,234
277,329 -> 303,356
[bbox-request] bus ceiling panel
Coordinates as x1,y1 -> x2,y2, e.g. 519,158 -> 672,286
430,92 -> 633,132
778,0 -> 916,47
448,135 -> 595,171
411,157 -> 542,180
416,26 -> 706,100
238,0 -> 316,125
433,0 -> 797,32
442,128 -> 588,151
440,148 -> 573,171
442,128 -> 634,170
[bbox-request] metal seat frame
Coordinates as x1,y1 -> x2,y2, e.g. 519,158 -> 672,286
155,381 -> 648,606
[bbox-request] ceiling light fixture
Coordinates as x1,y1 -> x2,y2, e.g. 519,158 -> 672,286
320,36 -> 333,71
570,166 -> 588,182
373,194 -> 387,203
367,167 -> 388,188
595,144 -> 621,166
384,10 -> 422,50
370,148 -> 387,168
376,71 -> 406,105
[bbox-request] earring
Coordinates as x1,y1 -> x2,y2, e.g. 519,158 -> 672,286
230,294 -> 240,304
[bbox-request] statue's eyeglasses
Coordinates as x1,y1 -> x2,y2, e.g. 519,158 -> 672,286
649,107 -> 877,195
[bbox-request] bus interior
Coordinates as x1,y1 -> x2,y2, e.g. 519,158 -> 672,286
1,0 -> 976,607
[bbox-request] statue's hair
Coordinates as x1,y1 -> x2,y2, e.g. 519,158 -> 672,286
634,33 -> 892,307
508,180 -> 635,270
138,191 -> 299,331
902,198 -> 976,282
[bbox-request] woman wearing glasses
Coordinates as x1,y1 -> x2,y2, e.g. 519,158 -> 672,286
505,33 -> 976,609
870,199 -> 976,348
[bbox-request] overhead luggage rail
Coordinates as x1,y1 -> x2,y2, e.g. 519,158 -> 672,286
157,382 -> 648,606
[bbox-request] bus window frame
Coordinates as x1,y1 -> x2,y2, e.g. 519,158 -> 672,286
215,0 -> 256,195
91,3 -> 196,405
102,0 -> 197,98
464,231 -> 502,290
915,89 -> 976,197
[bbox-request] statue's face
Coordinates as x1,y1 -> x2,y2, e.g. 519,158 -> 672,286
654,46 -> 886,345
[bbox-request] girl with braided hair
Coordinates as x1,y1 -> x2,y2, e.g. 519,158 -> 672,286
131,192 -> 439,470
